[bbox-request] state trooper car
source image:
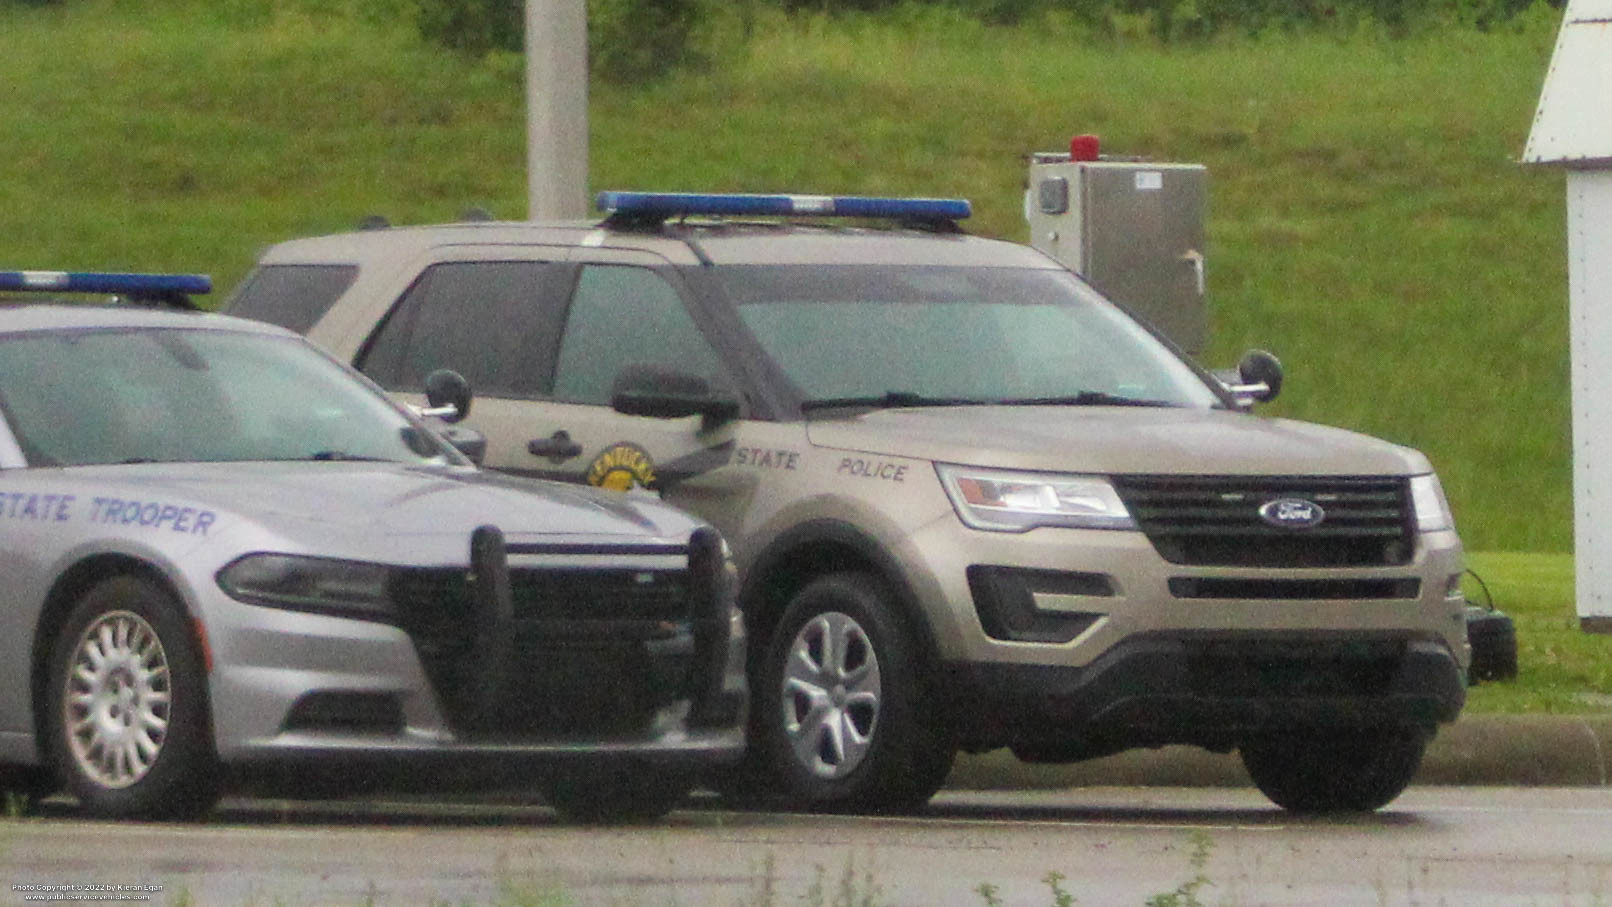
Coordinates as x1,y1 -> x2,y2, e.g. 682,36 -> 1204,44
230,192 -> 1470,814
0,272 -> 746,821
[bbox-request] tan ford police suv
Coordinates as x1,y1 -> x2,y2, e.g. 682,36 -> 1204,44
227,192 -> 1468,814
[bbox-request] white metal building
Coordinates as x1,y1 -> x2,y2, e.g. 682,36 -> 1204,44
1523,0 -> 1612,630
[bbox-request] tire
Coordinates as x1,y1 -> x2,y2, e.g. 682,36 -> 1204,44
44,576 -> 219,820
1240,726 -> 1428,813
751,572 -> 954,813
542,767 -> 691,824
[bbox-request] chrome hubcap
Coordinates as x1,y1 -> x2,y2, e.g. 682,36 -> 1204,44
780,611 -> 881,779
63,611 -> 172,789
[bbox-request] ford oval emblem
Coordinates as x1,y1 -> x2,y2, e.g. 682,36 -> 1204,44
1258,498 -> 1325,529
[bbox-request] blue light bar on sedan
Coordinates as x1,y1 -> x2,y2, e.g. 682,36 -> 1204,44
0,270 -> 213,296
596,191 -> 972,222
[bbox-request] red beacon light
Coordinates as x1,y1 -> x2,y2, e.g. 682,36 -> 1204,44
1069,134 -> 1101,162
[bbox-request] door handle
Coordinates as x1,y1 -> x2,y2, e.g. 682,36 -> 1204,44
528,430 -> 583,463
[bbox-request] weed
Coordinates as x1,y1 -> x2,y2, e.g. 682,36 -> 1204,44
974,833 -> 1213,907
1043,870 -> 1077,907
740,852 -> 778,907
832,853 -> 885,907
794,854 -> 887,907
1144,830 -> 1216,907
489,850 -> 571,907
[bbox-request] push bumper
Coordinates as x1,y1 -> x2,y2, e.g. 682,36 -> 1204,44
206,526 -> 748,785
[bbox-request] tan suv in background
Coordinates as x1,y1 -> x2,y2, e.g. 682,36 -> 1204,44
227,192 -> 1469,814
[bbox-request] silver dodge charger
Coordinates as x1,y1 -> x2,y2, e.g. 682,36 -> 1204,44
0,273 -> 747,822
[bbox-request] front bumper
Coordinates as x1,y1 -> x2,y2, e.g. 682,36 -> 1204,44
944,631 -> 1465,758
899,510 -> 1467,669
887,505 -> 1466,754
202,528 -> 748,782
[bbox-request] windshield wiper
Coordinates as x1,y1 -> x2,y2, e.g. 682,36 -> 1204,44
992,392 -> 1179,408
800,391 -> 985,412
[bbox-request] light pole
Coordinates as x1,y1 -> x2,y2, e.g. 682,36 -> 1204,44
526,0 -> 589,220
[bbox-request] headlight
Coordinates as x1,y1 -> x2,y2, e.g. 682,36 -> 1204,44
1410,473 -> 1454,533
217,553 -> 393,621
936,464 -> 1136,532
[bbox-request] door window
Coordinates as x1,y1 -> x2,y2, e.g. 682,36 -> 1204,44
359,261 -> 567,397
550,265 -> 725,405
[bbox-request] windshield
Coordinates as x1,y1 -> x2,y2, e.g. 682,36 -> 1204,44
714,265 -> 1222,409
0,327 -> 454,467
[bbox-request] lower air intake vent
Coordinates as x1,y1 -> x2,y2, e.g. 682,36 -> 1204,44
1169,578 -> 1421,600
283,691 -> 404,735
967,566 -> 1111,644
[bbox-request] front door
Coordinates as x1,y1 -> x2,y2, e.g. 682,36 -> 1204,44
352,248 -> 760,541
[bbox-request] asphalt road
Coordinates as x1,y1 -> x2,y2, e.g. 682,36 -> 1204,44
5,786 -> 1612,906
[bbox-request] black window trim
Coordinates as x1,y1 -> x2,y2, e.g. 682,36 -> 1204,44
224,263 -> 361,335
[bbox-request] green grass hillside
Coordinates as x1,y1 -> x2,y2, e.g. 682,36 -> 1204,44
0,0 -> 1570,553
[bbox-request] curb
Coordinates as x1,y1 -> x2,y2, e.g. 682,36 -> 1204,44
946,714 -> 1612,790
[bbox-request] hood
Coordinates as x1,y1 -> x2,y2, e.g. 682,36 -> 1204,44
69,461 -> 699,542
804,406 -> 1430,476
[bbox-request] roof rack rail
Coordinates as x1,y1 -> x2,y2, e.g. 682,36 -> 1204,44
595,191 -> 972,231
0,270 -> 212,310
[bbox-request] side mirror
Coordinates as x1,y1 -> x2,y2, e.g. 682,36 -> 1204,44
610,364 -> 740,428
421,369 -> 473,424
1228,349 -> 1284,405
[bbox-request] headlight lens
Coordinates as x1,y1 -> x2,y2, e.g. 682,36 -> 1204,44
217,553 -> 393,620
1410,473 -> 1454,533
936,464 -> 1136,532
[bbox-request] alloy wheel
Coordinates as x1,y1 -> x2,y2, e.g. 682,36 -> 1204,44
61,610 -> 172,790
780,610 -> 882,779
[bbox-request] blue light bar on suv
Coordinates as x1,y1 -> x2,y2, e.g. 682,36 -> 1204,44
596,191 -> 972,223
0,270 -> 213,297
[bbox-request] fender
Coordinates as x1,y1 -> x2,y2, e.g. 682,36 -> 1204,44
740,517 -> 942,668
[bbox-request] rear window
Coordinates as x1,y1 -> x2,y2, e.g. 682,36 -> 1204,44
226,264 -> 358,333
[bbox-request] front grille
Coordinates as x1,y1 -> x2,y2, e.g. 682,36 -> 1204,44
388,565 -> 696,740
1112,475 -> 1413,567
394,568 -> 689,630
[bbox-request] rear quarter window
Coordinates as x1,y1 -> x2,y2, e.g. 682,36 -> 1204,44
226,264 -> 359,333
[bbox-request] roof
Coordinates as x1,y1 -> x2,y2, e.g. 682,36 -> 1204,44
1523,0 -> 1612,167
681,223 -> 1055,267
257,218 -> 1060,269
0,302 -> 295,336
260,220 -> 602,262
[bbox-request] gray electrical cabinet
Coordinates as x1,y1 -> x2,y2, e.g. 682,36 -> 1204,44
1025,156 -> 1208,355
